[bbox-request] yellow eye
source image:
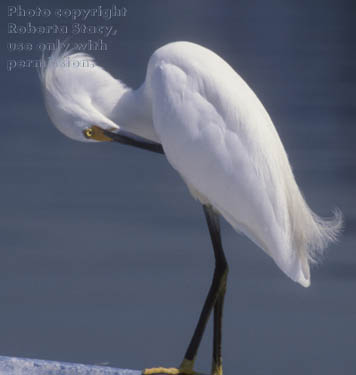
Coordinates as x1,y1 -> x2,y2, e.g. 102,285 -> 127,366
84,127 -> 94,138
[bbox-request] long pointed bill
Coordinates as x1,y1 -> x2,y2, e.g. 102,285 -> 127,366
102,128 -> 164,154
83,125 -> 164,155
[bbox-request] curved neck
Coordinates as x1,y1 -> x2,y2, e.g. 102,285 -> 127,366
109,85 -> 159,143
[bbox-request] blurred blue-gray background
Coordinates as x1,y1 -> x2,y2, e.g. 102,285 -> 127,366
1,1 -> 355,374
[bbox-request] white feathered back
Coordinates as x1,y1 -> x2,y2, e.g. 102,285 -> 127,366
147,42 -> 343,286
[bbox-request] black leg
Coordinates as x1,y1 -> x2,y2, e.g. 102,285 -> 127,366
180,205 -> 228,374
212,278 -> 227,375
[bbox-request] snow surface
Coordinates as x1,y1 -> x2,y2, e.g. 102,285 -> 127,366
0,356 -> 141,375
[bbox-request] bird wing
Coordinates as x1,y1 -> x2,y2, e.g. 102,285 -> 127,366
147,42 -> 309,286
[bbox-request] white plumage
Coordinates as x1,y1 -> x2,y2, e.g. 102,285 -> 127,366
40,41 -> 342,287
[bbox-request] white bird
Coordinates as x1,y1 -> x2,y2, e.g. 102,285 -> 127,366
40,41 -> 342,375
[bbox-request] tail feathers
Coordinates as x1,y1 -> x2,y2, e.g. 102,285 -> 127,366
294,207 -> 342,287
285,167 -> 343,283
217,199 -> 342,288
308,209 -> 343,262
292,205 -> 343,268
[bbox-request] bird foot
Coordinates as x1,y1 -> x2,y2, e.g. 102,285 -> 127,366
143,367 -> 195,375
143,359 -> 196,375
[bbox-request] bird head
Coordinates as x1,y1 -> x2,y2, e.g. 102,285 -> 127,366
40,48 -> 125,143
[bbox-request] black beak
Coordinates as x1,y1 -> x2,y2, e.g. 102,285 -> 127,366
102,129 -> 164,155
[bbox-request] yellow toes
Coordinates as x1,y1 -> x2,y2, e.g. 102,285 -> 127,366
143,365 -> 196,375
143,358 -> 196,375
143,367 -> 180,375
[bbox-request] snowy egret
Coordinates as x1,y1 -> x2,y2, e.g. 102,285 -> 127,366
40,41 -> 342,375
